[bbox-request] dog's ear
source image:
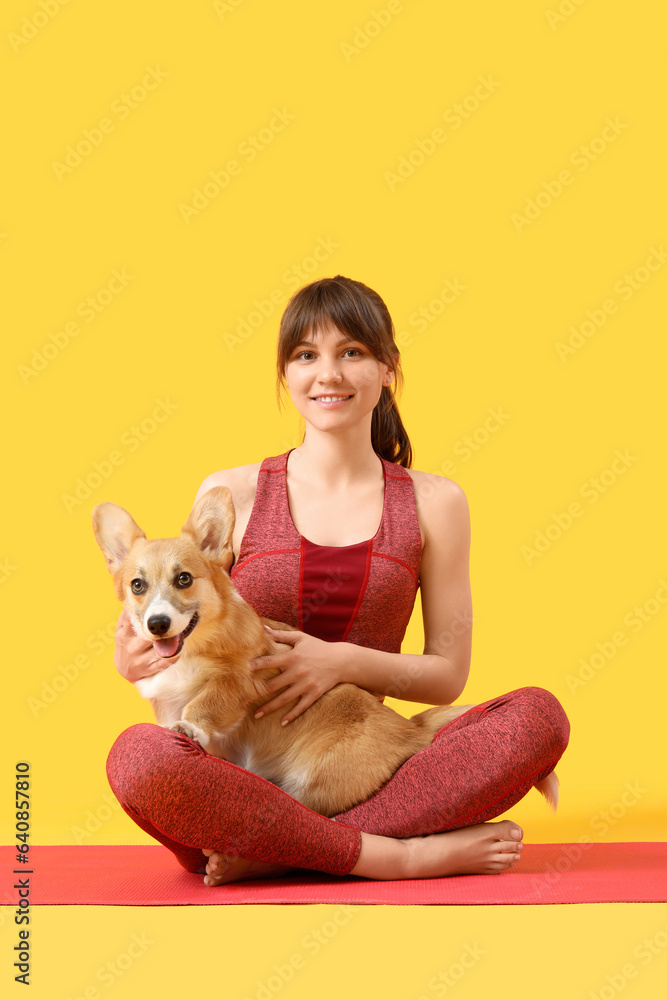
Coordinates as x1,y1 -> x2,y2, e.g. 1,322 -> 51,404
92,503 -> 146,575
182,486 -> 235,569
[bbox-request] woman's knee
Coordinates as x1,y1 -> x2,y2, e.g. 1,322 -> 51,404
106,722 -> 197,809
514,685 -> 570,756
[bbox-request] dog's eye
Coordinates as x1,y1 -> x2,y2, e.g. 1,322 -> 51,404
176,572 -> 193,588
131,579 -> 145,594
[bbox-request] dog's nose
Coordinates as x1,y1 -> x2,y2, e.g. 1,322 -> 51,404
147,614 -> 171,636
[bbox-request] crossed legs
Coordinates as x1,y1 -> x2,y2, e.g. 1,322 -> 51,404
106,686 -> 570,882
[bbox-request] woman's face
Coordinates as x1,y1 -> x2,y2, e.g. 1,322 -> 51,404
284,320 -> 393,430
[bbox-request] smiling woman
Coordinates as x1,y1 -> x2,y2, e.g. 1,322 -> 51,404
106,275 -> 570,886
276,275 -> 410,467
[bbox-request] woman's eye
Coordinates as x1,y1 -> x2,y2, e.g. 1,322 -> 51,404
131,579 -> 145,594
176,572 -> 193,588
295,348 -> 362,360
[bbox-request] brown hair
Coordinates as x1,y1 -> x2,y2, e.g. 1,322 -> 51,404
276,275 -> 413,467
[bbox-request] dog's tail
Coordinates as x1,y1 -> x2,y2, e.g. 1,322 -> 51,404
534,771 -> 559,812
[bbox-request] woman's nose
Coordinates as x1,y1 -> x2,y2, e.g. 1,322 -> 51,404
317,364 -> 342,383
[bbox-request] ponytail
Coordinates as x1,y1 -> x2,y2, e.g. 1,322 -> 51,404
371,386 -> 412,467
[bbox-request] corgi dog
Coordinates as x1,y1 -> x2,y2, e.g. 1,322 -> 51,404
93,486 -> 559,816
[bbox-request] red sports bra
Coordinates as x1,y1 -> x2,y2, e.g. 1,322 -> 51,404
230,449 -> 423,654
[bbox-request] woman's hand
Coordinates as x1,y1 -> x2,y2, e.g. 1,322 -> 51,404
114,609 -> 180,683
249,627 -> 347,725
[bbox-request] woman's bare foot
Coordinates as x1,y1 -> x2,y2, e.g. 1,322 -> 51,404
201,849 -> 297,887
201,818 -> 524,885
403,820 -> 524,878
350,819 -> 525,880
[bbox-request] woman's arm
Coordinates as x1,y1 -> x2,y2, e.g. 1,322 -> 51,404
253,475 -> 473,722
342,474 -> 472,705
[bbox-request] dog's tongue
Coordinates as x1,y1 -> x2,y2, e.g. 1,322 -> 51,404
154,636 -> 180,658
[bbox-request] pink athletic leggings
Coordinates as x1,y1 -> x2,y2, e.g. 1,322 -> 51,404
106,685 -> 570,877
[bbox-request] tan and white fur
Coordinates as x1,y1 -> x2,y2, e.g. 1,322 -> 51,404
93,486 -> 559,816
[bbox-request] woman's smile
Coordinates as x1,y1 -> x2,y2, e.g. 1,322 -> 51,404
309,393 -> 355,408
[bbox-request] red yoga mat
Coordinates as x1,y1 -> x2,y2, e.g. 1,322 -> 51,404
2,843 -> 665,905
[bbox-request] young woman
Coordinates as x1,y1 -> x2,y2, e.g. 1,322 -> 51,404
108,275 -> 570,885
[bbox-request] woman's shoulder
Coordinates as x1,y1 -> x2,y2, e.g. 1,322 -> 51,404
403,466 -> 468,504
403,467 -> 470,539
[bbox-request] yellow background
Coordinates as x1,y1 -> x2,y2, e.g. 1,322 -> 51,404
2,0 -> 665,996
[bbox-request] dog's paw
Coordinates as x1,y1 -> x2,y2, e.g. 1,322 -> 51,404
168,721 -> 210,749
